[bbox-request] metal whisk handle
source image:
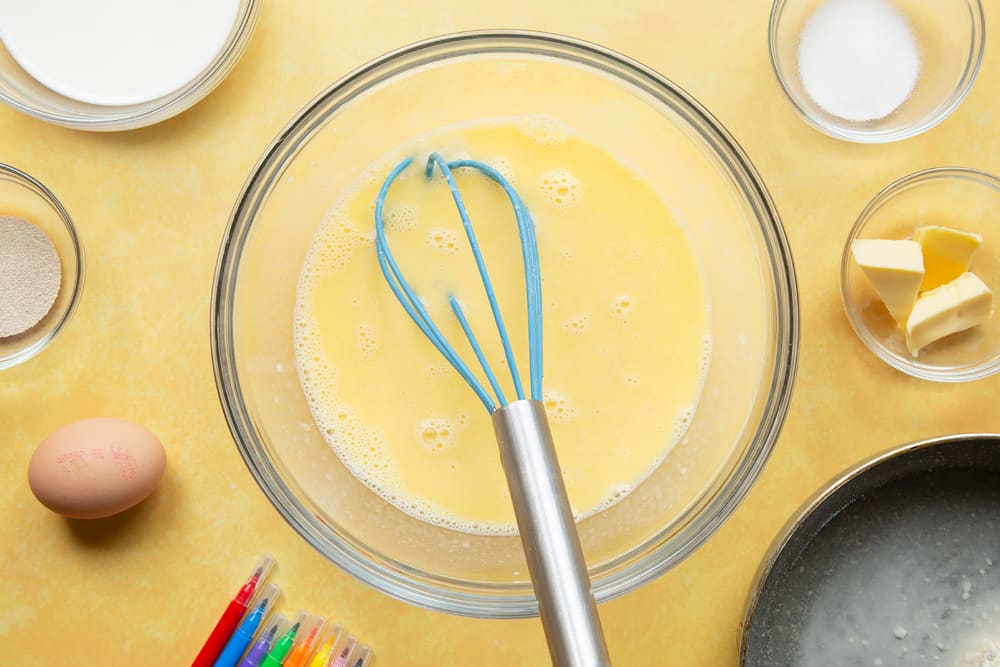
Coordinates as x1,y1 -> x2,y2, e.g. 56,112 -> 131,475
492,400 -> 612,667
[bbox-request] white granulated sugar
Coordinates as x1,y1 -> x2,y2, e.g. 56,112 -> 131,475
797,0 -> 920,122
0,216 -> 61,337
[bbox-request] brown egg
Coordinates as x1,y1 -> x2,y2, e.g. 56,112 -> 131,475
27,418 -> 166,519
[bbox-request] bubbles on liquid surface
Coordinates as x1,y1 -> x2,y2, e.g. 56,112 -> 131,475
484,156 -> 514,184
543,391 -> 577,422
382,203 -> 419,231
292,116 -> 712,537
517,115 -> 570,146
538,168 -> 582,208
560,314 -> 591,336
426,229 -> 461,255
427,362 -> 451,378
356,322 -> 377,360
673,407 -> 696,440
700,335 -> 713,377
416,417 -> 457,452
611,296 -> 633,318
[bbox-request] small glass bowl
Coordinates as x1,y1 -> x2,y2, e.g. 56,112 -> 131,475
0,0 -> 259,131
0,163 -> 84,370
769,0 -> 985,143
841,167 -> 1000,381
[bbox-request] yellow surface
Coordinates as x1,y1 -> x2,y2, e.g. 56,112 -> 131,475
2,1 -> 1000,664
295,120 -> 709,532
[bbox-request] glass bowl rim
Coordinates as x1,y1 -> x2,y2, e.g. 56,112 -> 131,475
768,0 -> 986,144
0,162 -> 84,370
211,29 -> 800,618
840,166 -> 1000,382
0,0 -> 260,131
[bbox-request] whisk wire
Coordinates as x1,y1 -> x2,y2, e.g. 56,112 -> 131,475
448,159 -> 544,401
374,153 -> 545,413
374,157 -> 499,412
425,153 -> 526,402
448,295 -> 507,406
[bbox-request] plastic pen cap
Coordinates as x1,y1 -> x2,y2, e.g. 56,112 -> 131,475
346,643 -> 373,667
307,623 -> 344,667
235,554 -> 276,606
247,555 -> 276,587
284,614 -> 327,667
279,610 -> 309,646
299,614 -> 327,644
328,636 -> 356,667
260,613 -> 289,643
248,583 -> 281,617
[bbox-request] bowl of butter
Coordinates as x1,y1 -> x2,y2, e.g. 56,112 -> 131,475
842,167 -> 1000,381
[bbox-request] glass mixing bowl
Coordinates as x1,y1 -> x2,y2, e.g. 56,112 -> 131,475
212,31 -> 799,617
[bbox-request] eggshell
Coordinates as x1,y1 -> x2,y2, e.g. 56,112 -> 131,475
27,418 -> 166,519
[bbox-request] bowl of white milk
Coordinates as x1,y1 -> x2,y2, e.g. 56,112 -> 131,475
0,0 -> 260,130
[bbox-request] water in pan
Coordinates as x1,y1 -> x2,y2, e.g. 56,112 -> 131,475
749,469 -> 1000,666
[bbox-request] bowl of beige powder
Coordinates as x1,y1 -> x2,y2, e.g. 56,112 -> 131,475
0,163 -> 83,369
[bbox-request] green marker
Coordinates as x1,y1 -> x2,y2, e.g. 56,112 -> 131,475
259,621 -> 300,667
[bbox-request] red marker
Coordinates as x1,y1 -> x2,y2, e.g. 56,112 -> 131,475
192,555 -> 275,667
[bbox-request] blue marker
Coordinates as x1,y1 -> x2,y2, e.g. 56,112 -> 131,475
214,584 -> 279,667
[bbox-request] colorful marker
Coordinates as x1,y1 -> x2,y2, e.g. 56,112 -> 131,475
214,583 -> 280,667
283,616 -> 325,667
192,555 -> 275,667
307,624 -> 344,667
237,614 -> 286,667
260,617 -> 302,667
331,637 -> 355,667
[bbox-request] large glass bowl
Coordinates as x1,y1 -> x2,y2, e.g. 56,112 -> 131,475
212,31 -> 799,617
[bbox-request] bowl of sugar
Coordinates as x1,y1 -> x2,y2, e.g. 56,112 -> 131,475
0,0 -> 260,131
769,0 -> 985,143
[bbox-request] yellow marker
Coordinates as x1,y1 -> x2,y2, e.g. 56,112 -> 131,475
308,624 -> 344,667
852,239 -> 924,325
914,225 -> 983,291
906,272 -> 994,355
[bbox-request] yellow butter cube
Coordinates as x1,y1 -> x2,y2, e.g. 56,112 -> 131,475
913,225 -> 983,291
852,239 -> 924,325
905,272 -> 993,355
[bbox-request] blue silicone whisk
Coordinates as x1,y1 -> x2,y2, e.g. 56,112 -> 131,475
374,153 -> 611,667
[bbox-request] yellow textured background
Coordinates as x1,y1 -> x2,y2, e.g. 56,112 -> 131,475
2,1 -> 1000,665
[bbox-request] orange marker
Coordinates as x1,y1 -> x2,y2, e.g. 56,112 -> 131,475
283,617 -> 325,667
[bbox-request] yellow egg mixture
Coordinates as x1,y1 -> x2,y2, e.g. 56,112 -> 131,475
294,117 -> 710,535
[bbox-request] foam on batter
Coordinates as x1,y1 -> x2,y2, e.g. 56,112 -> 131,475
560,314 -> 592,336
538,168 -> 582,208
294,116 -> 711,535
426,229 -> 461,254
